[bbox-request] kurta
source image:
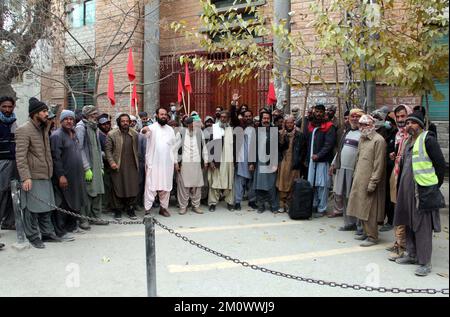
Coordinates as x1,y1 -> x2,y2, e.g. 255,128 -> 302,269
208,124 -> 234,190
177,130 -> 207,188
347,131 -> 386,222
50,127 -> 86,211
144,122 -> 176,192
111,132 -> 139,198
276,130 -> 299,192
393,142 -> 441,232
253,127 -> 277,192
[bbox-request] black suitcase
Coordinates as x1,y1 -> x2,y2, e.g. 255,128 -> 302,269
289,178 -> 313,220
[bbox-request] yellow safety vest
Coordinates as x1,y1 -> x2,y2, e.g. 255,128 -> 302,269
412,131 -> 438,186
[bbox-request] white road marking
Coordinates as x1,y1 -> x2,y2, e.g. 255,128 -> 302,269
75,220 -> 304,239
167,243 -> 391,273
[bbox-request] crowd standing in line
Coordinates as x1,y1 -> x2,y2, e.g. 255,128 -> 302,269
0,94 -> 447,277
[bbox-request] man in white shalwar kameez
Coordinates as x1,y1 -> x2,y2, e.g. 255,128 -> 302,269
142,107 -> 176,217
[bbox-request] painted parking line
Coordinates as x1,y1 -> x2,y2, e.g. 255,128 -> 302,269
167,243 -> 391,273
75,220 -> 304,239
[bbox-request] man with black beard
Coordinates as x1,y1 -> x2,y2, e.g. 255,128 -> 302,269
251,111 -> 279,213
233,109 -> 257,211
105,113 -> 140,220
305,104 -> 337,217
142,107 -> 176,217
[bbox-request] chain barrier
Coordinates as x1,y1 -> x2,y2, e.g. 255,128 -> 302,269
26,190 -> 143,225
22,186 -> 450,295
152,218 -> 450,296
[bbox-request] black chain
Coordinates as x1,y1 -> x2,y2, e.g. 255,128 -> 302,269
19,185 -> 450,295
152,218 -> 450,296
26,190 -> 143,225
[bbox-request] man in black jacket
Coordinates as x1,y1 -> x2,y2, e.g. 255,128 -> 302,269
393,111 -> 446,276
305,104 -> 337,217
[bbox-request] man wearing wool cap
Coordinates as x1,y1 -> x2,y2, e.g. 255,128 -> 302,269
393,111 -> 446,276
50,110 -> 87,238
15,98 -> 61,248
347,114 -> 386,247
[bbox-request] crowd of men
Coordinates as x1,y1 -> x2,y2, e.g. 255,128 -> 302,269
0,93 -> 446,277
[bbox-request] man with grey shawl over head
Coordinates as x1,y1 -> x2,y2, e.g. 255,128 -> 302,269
75,105 -> 107,229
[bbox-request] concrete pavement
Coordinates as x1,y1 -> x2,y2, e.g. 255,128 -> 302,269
0,199 -> 448,297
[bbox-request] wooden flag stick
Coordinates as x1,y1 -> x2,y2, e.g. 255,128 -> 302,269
129,82 -> 132,115
182,91 -> 187,115
187,92 -> 191,115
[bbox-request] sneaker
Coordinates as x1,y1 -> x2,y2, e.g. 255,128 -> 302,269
234,203 -> 241,211
71,227 -> 86,234
354,234 -> 368,241
395,255 -> 418,265
388,248 -> 405,262
192,207 -> 204,214
227,204 -> 235,212
415,264 -> 432,276
338,224 -> 357,231
379,224 -> 394,232
79,220 -> 91,230
114,210 -> 122,221
209,205 -> 216,212
42,235 -> 63,243
60,233 -> 75,242
127,209 -> 138,220
179,208 -> 187,215
248,201 -> 258,210
159,207 -> 171,217
30,239 -> 45,249
360,238 -> 378,247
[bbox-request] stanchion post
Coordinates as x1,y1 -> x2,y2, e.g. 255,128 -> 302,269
10,180 -> 29,250
144,215 -> 157,297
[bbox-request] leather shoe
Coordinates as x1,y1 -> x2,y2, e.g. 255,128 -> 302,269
42,235 -> 63,243
79,220 -> 91,230
338,224 -> 357,231
248,202 -> 258,210
192,207 -> 204,214
0,242 -> 5,250
159,207 -> 171,217
30,239 -> 45,249
179,208 -> 188,215
209,205 -> 216,212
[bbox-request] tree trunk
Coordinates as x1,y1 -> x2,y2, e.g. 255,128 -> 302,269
0,81 -> 17,99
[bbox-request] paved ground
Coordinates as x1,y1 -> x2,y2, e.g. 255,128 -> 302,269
0,197 -> 448,297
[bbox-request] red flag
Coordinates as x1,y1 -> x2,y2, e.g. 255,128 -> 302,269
267,82 -> 277,105
184,62 -> 192,94
177,74 -> 184,103
107,69 -> 115,106
131,83 -> 138,109
127,47 -> 136,82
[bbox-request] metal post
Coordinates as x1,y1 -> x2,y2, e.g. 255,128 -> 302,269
10,180 -> 29,250
144,216 -> 157,297
144,0 -> 160,116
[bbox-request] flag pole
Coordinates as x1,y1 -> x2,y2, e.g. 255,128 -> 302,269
187,92 -> 190,115
182,91 -> 187,115
129,83 -> 132,115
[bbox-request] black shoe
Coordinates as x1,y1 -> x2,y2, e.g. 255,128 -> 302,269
42,235 -> 63,243
209,205 -> 216,212
1,224 -> 15,230
127,209 -> 138,220
153,201 -> 160,208
30,239 -> 45,249
257,206 -> 265,214
89,219 -> 109,225
114,210 -> 122,221
338,224 -> 357,231
0,242 -> 5,250
234,203 -> 241,211
227,204 -> 235,212
248,201 -> 258,210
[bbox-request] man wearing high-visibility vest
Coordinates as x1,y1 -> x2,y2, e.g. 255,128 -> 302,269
393,111 -> 446,276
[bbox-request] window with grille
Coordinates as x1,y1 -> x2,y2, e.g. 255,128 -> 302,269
65,65 -> 95,110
